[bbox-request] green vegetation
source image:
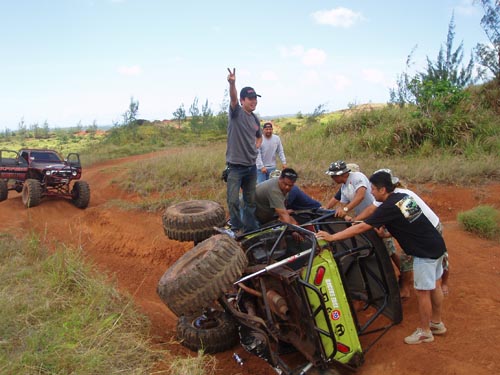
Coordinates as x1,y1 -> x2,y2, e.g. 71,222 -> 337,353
168,351 -> 217,375
0,233 -> 218,374
458,205 -> 500,240
0,233 -> 164,374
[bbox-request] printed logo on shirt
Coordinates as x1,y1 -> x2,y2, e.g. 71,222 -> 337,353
396,195 -> 422,223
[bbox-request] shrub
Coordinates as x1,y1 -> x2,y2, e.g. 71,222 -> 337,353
457,205 -> 500,240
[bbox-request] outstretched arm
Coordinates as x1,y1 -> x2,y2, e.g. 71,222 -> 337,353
316,222 -> 372,242
227,68 -> 238,110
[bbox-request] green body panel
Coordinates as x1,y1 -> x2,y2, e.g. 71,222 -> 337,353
301,248 -> 362,364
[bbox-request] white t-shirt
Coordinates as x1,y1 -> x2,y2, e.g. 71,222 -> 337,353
373,187 -> 440,227
340,172 -> 374,215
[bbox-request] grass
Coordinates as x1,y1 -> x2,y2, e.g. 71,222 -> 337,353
0,233 -> 162,374
457,205 -> 500,240
167,350 -> 218,375
0,132 -> 106,158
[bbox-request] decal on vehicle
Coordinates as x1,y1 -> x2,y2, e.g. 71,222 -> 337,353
335,323 -> 345,336
331,309 -> 341,320
324,279 -> 340,309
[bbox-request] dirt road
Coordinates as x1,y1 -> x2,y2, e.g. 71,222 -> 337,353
1,151 -> 499,375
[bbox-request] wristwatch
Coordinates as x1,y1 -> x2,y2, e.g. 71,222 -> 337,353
343,206 -> 349,212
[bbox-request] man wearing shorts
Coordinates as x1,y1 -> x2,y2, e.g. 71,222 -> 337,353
316,171 -> 447,345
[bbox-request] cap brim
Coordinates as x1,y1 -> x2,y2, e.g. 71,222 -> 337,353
325,169 -> 350,176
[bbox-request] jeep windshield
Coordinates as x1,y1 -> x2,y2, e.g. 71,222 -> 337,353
30,151 -> 63,163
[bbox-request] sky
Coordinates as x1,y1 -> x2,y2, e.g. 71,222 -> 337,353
0,0 -> 491,131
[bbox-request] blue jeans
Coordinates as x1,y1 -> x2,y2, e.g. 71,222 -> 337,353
226,164 -> 259,233
257,167 -> 276,184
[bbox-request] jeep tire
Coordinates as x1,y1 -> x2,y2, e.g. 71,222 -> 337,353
162,200 -> 226,243
71,180 -> 90,209
176,310 -> 238,354
157,234 -> 247,317
22,179 -> 42,208
0,179 -> 7,202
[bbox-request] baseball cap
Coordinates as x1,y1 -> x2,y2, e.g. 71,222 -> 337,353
263,122 -> 273,129
240,86 -> 261,99
374,168 -> 400,185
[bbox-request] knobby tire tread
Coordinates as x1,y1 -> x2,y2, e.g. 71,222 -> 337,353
22,179 -> 42,208
157,234 -> 247,317
162,200 -> 226,243
176,311 -> 238,353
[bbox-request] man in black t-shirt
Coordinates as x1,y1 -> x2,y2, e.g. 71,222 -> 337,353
316,171 -> 447,345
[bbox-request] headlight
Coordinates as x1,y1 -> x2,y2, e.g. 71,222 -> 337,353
72,171 -> 77,176
45,170 -> 51,175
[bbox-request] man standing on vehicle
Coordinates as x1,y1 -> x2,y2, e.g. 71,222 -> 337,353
225,68 -> 262,235
256,122 -> 287,184
316,171 -> 447,345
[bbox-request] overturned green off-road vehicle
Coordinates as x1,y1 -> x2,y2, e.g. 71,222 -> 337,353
158,200 -> 402,375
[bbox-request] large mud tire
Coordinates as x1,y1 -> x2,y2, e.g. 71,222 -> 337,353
176,311 -> 238,354
162,200 -> 226,243
157,234 -> 247,317
71,180 -> 90,209
0,180 -> 7,202
22,179 -> 42,208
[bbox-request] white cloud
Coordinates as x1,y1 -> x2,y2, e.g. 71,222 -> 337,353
302,48 -> 327,66
300,70 -> 320,85
261,70 -> 279,81
311,7 -> 364,28
117,65 -> 142,76
279,45 -> 304,58
327,74 -> 351,91
280,45 -> 327,66
361,68 -> 386,84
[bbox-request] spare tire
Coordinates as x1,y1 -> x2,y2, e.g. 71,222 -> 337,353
162,200 -> 226,243
157,234 -> 247,317
176,310 -> 238,354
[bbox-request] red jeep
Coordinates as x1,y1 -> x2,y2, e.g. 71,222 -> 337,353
0,149 -> 90,208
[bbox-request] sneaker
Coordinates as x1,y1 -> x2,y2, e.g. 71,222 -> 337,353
430,321 -> 447,335
213,227 -> 236,239
404,328 -> 434,344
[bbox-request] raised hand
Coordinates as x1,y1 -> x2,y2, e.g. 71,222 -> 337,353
227,67 -> 236,83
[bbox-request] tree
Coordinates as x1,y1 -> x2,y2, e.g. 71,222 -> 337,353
123,97 -> 139,125
306,103 -> 328,124
172,104 -> 186,129
390,15 -> 476,110
475,0 -> 500,83
18,118 -> 27,138
189,97 -> 202,133
201,99 -> 213,129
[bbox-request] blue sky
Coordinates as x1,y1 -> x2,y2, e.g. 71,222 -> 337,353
0,0 -> 490,131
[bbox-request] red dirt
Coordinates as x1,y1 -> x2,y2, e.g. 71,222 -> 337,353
1,151 -> 499,375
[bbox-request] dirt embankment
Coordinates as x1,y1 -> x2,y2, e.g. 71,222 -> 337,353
1,151 -> 499,375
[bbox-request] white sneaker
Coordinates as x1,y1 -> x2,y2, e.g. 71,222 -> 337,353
404,328 -> 434,344
430,321 -> 447,335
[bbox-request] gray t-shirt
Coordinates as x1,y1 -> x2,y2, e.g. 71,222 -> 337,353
256,134 -> 286,169
226,104 -> 262,166
255,178 -> 286,224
